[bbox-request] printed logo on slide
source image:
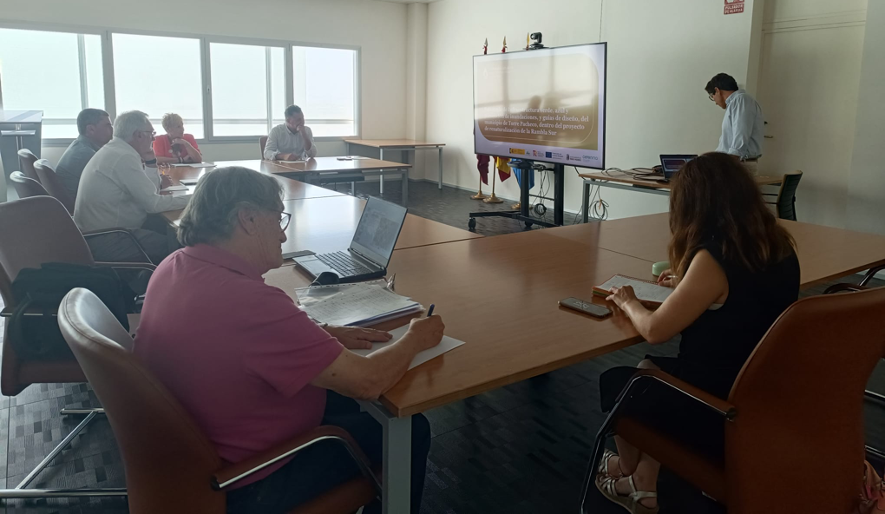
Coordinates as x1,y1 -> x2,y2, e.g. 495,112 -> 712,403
550,152 -> 563,159
509,148 -> 526,155
583,155 -> 598,163
545,152 -> 553,158
568,155 -> 582,163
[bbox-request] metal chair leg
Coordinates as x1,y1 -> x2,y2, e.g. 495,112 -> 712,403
0,408 -> 127,499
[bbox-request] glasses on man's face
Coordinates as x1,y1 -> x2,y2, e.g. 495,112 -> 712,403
279,211 -> 291,231
708,93 -> 716,102
140,130 -> 157,140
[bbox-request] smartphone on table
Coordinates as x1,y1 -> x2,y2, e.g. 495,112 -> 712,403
559,297 -> 611,319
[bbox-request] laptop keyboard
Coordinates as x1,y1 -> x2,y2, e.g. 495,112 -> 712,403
316,251 -> 373,276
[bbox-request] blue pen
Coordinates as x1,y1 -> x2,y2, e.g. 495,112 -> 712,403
427,304 -> 435,317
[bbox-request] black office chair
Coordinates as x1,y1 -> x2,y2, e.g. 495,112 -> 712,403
9,171 -> 49,199
764,171 -> 802,221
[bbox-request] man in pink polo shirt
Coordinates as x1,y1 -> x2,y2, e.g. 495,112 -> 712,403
134,166 -> 443,513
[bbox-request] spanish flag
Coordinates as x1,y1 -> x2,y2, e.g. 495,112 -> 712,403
495,157 -> 511,183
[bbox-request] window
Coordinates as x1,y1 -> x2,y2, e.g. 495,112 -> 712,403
292,46 -> 357,137
112,33 -> 204,138
0,28 -> 104,139
209,42 -> 286,137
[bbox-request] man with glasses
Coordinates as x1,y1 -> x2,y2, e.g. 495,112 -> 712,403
135,166 -> 440,513
74,110 -> 191,264
705,73 -> 764,175
56,108 -> 115,200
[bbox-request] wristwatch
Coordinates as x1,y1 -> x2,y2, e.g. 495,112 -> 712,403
144,158 -> 157,166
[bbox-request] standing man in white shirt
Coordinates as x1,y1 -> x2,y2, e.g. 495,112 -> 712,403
263,105 -> 318,161
74,110 -> 191,264
706,73 -> 764,175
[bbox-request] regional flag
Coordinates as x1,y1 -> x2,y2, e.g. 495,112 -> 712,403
495,156 -> 511,183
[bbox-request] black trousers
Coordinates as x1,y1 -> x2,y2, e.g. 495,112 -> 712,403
226,392 -> 431,514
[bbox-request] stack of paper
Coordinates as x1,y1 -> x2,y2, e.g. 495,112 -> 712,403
301,284 -> 422,327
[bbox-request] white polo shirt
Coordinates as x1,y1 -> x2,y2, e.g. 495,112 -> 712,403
73,137 -> 191,232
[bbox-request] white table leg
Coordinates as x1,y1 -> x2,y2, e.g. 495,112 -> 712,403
438,147 -> 443,189
401,167 -> 409,205
379,148 -> 385,194
358,401 -> 412,514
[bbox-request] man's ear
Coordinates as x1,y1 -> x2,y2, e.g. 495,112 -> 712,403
237,207 -> 260,236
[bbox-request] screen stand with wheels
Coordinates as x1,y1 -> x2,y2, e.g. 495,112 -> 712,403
468,160 -> 564,232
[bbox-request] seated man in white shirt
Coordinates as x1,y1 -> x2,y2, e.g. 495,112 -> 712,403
74,110 -> 191,264
263,105 -> 318,161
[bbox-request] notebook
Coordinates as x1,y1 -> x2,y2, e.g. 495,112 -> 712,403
299,283 -> 423,327
593,274 -> 674,304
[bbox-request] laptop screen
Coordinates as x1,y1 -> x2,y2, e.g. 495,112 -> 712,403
659,155 -> 697,179
349,197 -> 408,268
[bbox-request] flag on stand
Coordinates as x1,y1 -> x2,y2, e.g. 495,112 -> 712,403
495,157 -> 511,183
512,166 -> 534,189
475,38 -> 491,185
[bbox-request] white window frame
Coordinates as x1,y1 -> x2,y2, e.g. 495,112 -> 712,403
290,42 -> 361,142
0,21 -> 362,146
0,21 -> 110,145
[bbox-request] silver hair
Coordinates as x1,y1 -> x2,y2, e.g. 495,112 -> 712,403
177,166 -> 284,247
113,110 -> 150,142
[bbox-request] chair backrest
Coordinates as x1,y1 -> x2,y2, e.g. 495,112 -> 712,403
9,171 -> 49,200
776,170 -> 802,221
58,288 -> 225,513
726,286 -> 885,514
0,196 -> 94,306
34,159 -> 76,214
259,136 -> 268,158
17,148 -> 39,182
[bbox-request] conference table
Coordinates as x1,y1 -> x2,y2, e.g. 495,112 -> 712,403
158,161 -> 480,257
262,214 -> 885,513
344,139 -> 445,191
578,170 -> 784,222
269,156 -> 413,204
547,213 -> 885,289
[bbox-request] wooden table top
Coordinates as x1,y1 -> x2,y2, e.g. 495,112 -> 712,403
547,214 -> 885,289
579,171 -> 783,189
268,157 -> 412,175
160,162 -> 345,225
343,139 -> 445,148
278,196 -> 482,257
264,229 -> 654,416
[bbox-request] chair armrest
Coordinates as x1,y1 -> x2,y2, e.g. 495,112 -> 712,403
615,369 -> 736,420
211,425 -> 380,495
83,228 -> 155,265
860,265 -> 885,287
824,283 -> 869,294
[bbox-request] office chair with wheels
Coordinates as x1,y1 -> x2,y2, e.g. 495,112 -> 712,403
581,286 -> 885,514
0,196 -> 154,499
17,148 -> 39,182
58,287 -> 380,514
763,170 -> 803,221
34,159 -> 76,214
9,171 -> 49,199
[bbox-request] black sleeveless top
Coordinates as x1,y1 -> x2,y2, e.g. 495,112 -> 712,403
676,244 -> 800,397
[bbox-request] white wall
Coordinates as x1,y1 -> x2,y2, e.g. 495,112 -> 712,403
756,0 -> 867,228
847,0 -> 885,236
0,0 -> 408,165
425,0 -> 762,218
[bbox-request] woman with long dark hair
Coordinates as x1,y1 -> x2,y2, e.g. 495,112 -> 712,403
595,152 -> 800,513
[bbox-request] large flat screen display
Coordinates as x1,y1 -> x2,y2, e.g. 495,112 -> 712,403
474,43 -> 607,169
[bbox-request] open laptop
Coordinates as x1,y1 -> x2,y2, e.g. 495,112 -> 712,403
658,154 -> 698,182
293,197 -> 408,283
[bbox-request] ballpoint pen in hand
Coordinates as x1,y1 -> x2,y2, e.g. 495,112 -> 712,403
426,304 -> 435,317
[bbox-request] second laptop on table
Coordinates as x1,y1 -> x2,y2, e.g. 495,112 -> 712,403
293,196 -> 408,283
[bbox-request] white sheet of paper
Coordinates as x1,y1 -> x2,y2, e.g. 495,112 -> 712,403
598,275 -> 673,303
351,325 -> 465,370
171,162 -> 216,168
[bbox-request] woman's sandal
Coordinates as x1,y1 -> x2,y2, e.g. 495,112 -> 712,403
595,474 -> 659,514
597,449 -> 624,478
